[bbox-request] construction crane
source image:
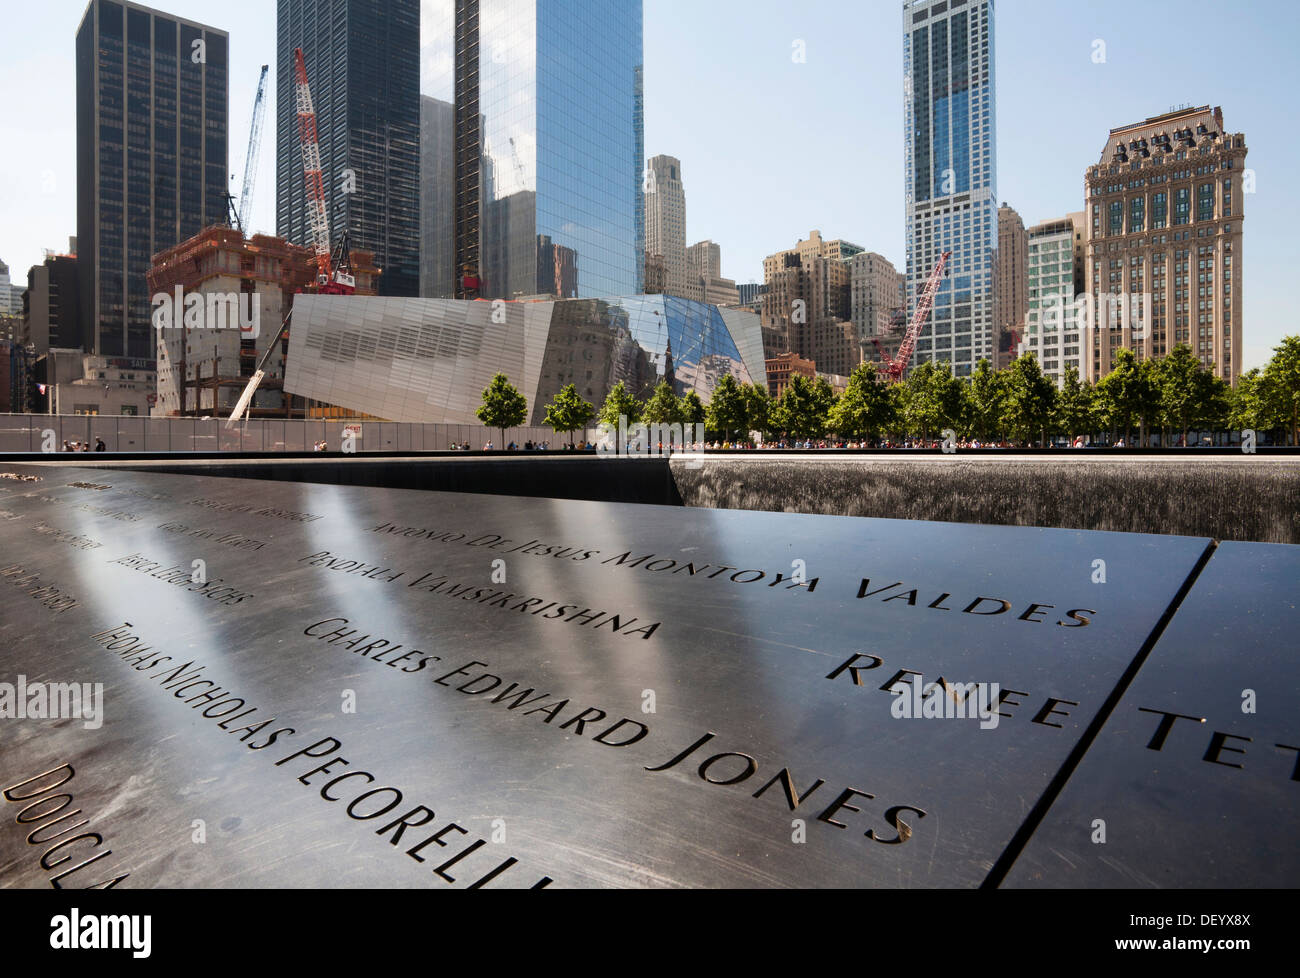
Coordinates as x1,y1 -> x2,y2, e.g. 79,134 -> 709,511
227,50 -> 353,428
292,47 -> 354,293
872,250 -> 951,382
236,65 -> 269,235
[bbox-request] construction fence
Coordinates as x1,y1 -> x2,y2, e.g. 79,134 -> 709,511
0,414 -> 599,454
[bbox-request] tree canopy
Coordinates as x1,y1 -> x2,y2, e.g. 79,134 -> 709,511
476,373 -> 528,447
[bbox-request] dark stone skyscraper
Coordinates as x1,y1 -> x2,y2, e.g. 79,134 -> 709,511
76,0 -> 228,359
276,0 -> 421,297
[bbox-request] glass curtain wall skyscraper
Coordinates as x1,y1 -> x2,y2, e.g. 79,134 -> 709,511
276,0 -> 421,297
902,0 -> 996,378
76,0 -> 228,360
435,0 -> 644,300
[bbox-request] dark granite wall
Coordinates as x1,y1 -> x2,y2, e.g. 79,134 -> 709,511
670,456 -> 1300,544
13,452 -> 1299,542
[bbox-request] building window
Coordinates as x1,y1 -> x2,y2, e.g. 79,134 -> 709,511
1197,183 -> 1215,222
1129,197 -> 1145,233
1174,188 -> 1190,226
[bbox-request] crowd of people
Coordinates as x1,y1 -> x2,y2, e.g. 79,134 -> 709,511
457,437 -> 1110,453
447,440 -> 600,452
680,438 -> 1035,450
61,439 -> 106,452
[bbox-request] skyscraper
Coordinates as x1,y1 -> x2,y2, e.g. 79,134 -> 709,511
761,230 -> 861,374
276,0 -> 421,297
1021,212 -> 1085,385
1084,105 -> 1246,384
646,155 -> 688,299
437,0 -> 644,300
25,252 -> 84,356
76,0 -> 228,360
851,252 -> 906,367
993,203 -> 1027,368
902,0 -> 997,378
686,240 -> 739,307
421,95 -> 455,298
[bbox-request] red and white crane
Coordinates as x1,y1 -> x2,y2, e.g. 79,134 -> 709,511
227,49 -> 355,428
872,250 -> 951,382
293,47 -> 354,293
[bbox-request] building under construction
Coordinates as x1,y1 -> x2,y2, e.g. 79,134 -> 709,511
146,226 -> 377,418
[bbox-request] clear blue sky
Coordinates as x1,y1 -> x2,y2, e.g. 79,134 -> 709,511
1,0 -> 1296,369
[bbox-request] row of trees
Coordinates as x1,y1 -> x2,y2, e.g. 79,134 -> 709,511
474,336 -> 1300,448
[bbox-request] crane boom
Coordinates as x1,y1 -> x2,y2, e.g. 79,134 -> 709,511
227,51 -> 354,429
237,65 -> 269,235
872,250 -> 951,382
293,48 -> 332,284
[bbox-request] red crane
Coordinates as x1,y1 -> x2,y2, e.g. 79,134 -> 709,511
293,47 -> 354,294
872,250 -> 951,382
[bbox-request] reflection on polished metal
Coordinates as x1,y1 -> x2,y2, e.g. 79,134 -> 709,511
284,294 -> 766,426
0,463 -> 1236,888
1004,541 -> 1300,889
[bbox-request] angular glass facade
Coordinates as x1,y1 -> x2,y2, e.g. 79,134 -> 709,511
283,294 -> 764,425
434,0 -> 644,301
76,0 -> 227,360
276,0 -> 421,297
902,0 -> 996,378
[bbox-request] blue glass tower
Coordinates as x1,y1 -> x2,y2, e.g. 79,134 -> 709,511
902,0 -> 997,378
439,0 -> 644,301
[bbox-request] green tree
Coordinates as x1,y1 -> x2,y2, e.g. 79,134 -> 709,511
898,360 -> 962,441
1229,368 -> 1277,438
828,363 -> 895,442
1001,353 -> 1058,447
1159,344 -> 1227,447
705,373 -> 749,441
680,390 -> 707,429
1054,365 -> 1097,444
1096,348 -> 1145,445
963,358 -> 1005,443
541,383 -> 596,448
476,373 -> 528,449
741,382 -> 773,441
642,380 -> 684,427
1135,356 -> 1164,446
1195,372 -> 1232,437
598,381 -> 643,453
774,373 -> 836,440
1262,336 -> 1300,446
